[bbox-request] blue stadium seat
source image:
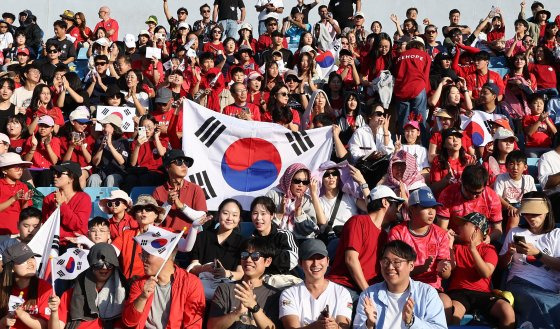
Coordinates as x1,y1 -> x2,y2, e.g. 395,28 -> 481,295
77,47 -> 88,60
130,186 -> 157,203
35,186 -> 57,196
90,201 -> 110,219
527,157 -> 539,180
83,187 -> 119,202
239,222 -> 255,238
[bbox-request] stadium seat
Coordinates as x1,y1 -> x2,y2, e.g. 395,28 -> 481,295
239,222 -> 255,238
84,187 -> 119,202
77,47 -> 88,60
130,186 -> 157,203
527,157 -> 539,180
35,186 -> 57,196
90,201 -> 110,219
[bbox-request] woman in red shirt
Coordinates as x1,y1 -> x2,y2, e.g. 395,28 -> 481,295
0,153 -> 32,236
22,116 -> 61,187
528,45 -> 558,95
123,115 -> 168,192
361,32 -> 393,81
60,107 -> 95,189
523,93 -> 557,157
0,242 -> 52,329
429,128 -> 475,196
25,84 -> 64,135
6,115 -> 27,156
74,12 -> 93,48
42,161 -> 92,247
203,25 -> 225,56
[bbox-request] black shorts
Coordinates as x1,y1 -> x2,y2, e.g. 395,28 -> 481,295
448,289 -> 504,318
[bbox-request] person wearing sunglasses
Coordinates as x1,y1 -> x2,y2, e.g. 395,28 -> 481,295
85,54 -> 117,106
42,161 -> 91,248
348,103 -> 394,163
0,242 -> 51,329
48,243 -> 128,329
436,164 -> 504,243
266,163 -> 317,241
153,149 -> 208,233
99,189 -> 136,239
208,236 -> 280,329
38,42 -> 64,85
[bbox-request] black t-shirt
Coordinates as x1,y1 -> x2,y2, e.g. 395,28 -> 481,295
189,229 -> 244,270
0,105 -> 14,134
214,0 -> 245,21
291,3 -> 318,24
328,0 -> 356,29
46,37 -> 77,61
39,61 -> 68,85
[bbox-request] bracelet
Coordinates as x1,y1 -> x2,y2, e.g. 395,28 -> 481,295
461,89 -> 469,93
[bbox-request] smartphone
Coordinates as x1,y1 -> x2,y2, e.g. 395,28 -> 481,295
138,126 -> 147,139
241,107 -> 250,114
320,305 -> 329,318
155,33 -> 166,40
71,131 -> 81,142
513,235 -> 526,244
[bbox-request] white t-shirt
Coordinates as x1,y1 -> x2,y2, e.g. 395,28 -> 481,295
122,91 -> 150,113
494,174 -> 537,203
319,192 -> 357,230
0,32 -> 13,52
499,227 -> 560,293
402,144 -> 429,171
10,86 -> 33,110
538,150 -> 560,194
279,281 -> 352,325
384,289 -> 410,329
256,0 -> 284,21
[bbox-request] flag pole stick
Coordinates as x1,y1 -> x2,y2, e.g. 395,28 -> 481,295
154,227 -> 187,278
49,256 -> 55,294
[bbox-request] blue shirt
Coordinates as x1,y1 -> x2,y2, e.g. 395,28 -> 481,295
285,23 -> 311,49
353,278 -> 447,329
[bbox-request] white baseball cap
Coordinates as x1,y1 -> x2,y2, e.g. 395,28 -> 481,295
368,185 -> 405,204
0,133 -> 10,145
493,127 -> 518,141
123,34 -> 136,48
69,106 -> 91,124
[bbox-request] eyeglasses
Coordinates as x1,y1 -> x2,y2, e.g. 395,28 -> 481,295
53,171 -> 69,178
106,200 -> 122,207
292,178 -> 310,185
374,111 -> 385,117
91,261 -> 115,270
323,170 -> 340,178
240,251 -> 262,261
276,92 -> 288,97
213,30 -> 222,34
426,30 -> 437,34
95,62 -> 107,66
202,10 -> 210,13
380,258 -> 408,268
47,49 -> 59,54
171,158 -> 188,167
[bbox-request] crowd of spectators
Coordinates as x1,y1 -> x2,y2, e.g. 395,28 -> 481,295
0,0 -> 560,328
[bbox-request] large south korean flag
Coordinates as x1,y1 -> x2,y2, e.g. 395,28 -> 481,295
182,100 -> 333,210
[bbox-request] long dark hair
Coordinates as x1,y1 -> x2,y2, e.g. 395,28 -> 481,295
323,72 -> 344,100
508,52 -> 531,81
0,262 -> 39,318
438,135 -> 469,169
30,84 -> 53,111
297,31 -> 317,50
519,191 -> 556,234
367,33 -> 393,70
266,83 -> 289,115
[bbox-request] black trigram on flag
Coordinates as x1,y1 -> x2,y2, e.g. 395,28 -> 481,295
123,122 -> 131,130
123,108 -> 132,116
57,270 -> 65,277
189,171 -> 217,200
194,117 -> 226,147
56,259 -> 65,265
140,240 -> 148,246
285,131 -> 314,155
76,262 -> 82,270
72,249 -> 81,255
157,247 -> 167,254
101,107 -> 110,116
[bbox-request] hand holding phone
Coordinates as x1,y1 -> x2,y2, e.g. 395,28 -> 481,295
320,305 -> 329,318
138,127 -> 147,140
513,235 -> 526,244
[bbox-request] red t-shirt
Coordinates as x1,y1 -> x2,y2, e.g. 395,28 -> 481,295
448,243 -> 497,293
429,131 -> 473,154
152,180 -> 208,232
430,156 -> 473,195
522,114 -> 554,148
10,279 -> 52,329
222,103 -> 261,121
336,65 -> 357,90
487,26 -> 505,43
59,135 -> 95,168
0,179 -> 31,235
94,18 -> 119,41
528,63 -> 557,90
327,215 -> 386,291
109,212 -> 138,240
466,70 -> 505,99
112,229 -> 150,279
256,34 -> 288,53
42,192 -> 91,241
482,160 -> 507,187
130,139 -> 168,171
9,138 -> 26,155
437,183 -> 502,232
23,136 -> 61,169
57,287 -> 124,329
25,107 -> 65,129
202,42 -> 225,56
393,48 -> 431,100
388,223 -> 450,290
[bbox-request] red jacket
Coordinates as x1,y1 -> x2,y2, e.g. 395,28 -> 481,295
393,48 -> 431,100
42,192 -> 91,242
122,266 -> 205,329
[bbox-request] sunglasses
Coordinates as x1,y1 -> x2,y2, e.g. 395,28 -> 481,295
202,10 -> 210,13
171,158 -> 188,167
91,261 -> 115,271
292,178 -> 310,185
47,49 -> 59,54
426,30 -> 437,34
95,62 -> 107,66
276,92 -> 288,97
240,251 -> 262,261
374,111 -> 385,117
106,200 -> 122,207
213,30 -> 222,34
464,186 -> 484,197
54,171 -> 69,178
285,77 -> 299,83
136,206 -> 158,213
323,170 -> 340,178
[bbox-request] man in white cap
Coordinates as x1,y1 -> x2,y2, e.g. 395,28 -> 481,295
327,185 -> 404,304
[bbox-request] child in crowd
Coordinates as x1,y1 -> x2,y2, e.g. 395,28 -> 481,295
397,113 -> 429,174
494,150 -> 536,235
522,93 -> 557,158
6,114 -> 28,155
99,189 -> 136,240
0,206 -> 41,258
447,212 -> 516,329
484,127 -> 518,186
0,152 -> 32,236
388,187 -> 453,320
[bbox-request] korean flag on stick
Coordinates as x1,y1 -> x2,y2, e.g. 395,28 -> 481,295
134,226 -> 187,277
28,207 -> 61,280
53,248 -> 89,281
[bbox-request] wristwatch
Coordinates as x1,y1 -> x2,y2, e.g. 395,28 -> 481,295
405,314 -> 415,328
360,183 -> 369,190
248,303 -> 261,314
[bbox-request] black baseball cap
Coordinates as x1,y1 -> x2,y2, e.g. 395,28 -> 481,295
441,128 -> 463,140
2,242 -> 39,265
51,161 -> 82,178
